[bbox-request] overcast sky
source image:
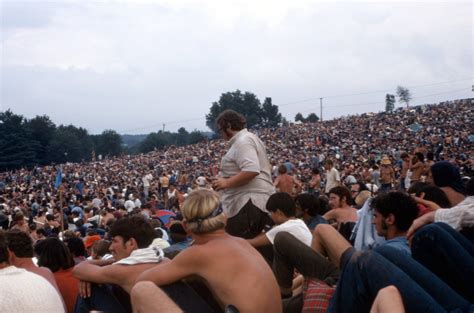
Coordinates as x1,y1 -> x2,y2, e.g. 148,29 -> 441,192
1,0 -> 472,134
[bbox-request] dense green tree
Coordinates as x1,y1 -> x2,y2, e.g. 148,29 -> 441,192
139,131 -> 173,153
0,110 -> 38,170
396,86 -> 412,108
96,130 -> 122,157
306,113 -> 319,123
26,115 -> 56,164
47,126 -> 84,163
176,127 -> 190,146
206,90 -> 279,132
295,112 -> 305,123
260,97 -> 282,127
188,130 -> 206,144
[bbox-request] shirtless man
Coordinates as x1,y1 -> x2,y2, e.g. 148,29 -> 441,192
322,186 -> 357,227
136,189 -> 282,313
72,215 -> 199,312
273,164 -> 302,197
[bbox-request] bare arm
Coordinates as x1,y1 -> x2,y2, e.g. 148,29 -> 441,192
72,261 -> 123,286
136,248 -> 202,286
247,233 -> 271,247
213,171 -> 259,191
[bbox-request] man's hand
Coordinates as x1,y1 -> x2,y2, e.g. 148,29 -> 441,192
212,177 -> 229,191
79,280 -> 92,298
407,211 -> 435,243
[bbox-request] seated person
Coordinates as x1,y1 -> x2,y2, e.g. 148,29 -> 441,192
323,186 -> 358,229
407,178 -> 474,301
294,193 -> 328,230
0,231 -> 64,313
247,192 -> 312,248
6,229 -> 59,290
34,237 -> 80,313
163,222 -> 193,259
88,239 -> 112,261
72,215 -> 209,313
272,191 -> 419,304
136,189 -> 282,313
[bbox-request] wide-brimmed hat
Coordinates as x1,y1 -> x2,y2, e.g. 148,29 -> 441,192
380,156 -> 391,165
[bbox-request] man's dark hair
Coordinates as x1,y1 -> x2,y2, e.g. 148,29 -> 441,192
415,152 -> 425,163
295,193 -> 322,217
266,192 -> 296,217
370,191 -> 419,232
329,186 -> 352,205
6,230 -> 34,258
0,230 -> 8,264
312,168 -> 320,175
278,164 -> 288,174
216,110 -> 246,131
169,223 -> 187,243
408,183 -> 451,208
108,215 -> 155,248
34,237 -> 75,272
426,151 -> 434,161
64,237 -> 87,258
353,181 -> 369,192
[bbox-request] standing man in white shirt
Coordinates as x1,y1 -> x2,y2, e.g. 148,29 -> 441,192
142,173 -> 153,200
212,110 -> 275,239
324,159 -> 341,194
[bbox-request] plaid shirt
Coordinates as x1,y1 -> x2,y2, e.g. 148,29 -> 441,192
302,278 -> 336,313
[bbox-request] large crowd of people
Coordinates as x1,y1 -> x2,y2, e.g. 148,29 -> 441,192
0,99 -> 473,313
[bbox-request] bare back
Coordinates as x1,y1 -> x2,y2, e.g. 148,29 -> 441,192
192,235 -> 282,313
144,233 -> 282,313
275,174 -> 295,196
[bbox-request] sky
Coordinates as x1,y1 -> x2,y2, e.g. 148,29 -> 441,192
1,0 -> 472,135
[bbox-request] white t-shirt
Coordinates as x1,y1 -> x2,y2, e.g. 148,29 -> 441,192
265,219 -> 312,247
142,174 -> 153,187
0,266 -> 65,313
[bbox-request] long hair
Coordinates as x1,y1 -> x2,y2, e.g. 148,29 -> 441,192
34,237 -> 75,272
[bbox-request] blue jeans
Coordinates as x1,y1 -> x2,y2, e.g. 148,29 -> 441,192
74,282 -> 214,313
74,284 -> 129,313
412,222 -> 474,302
328,247 -> 472,313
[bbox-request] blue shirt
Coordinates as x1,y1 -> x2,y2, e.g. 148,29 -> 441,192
382,236 -> 411,256
307,215 -> 328,231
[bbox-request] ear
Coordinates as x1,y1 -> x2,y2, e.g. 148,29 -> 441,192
127,237 -> 139,250
386,213 -> 395,226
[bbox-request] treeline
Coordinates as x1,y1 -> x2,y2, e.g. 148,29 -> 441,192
0,110 -> 207,170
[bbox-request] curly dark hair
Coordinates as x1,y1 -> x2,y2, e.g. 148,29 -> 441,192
216,109 -> 246,131
370,191 -> 419,232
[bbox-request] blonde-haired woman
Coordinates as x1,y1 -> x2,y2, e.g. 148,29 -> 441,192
134,189 -> 282,313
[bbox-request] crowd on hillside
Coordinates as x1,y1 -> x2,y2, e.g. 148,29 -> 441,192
0,98 -> 473,313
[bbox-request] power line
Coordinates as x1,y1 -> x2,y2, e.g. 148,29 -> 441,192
299,88 -> 470,112
119,79 -> 473,133
275,77 -> 473,107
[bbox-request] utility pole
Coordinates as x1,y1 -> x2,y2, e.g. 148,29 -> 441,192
162,123 -> 165,132
320,97 -> 323,122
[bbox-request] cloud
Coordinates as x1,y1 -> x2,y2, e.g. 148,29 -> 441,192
1,1 -> 472,134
